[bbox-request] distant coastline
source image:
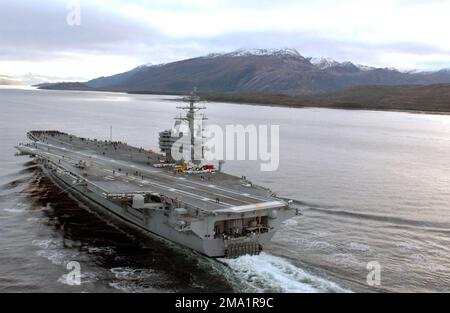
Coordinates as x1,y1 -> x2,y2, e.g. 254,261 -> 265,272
197,87 -> 450,115
35,83 -> 450,115
132,84 -> 450,115
201,95 -> 450,116
33,48 -> 450,115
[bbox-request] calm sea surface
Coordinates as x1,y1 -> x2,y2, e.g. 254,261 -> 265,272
1,87 -> 449,292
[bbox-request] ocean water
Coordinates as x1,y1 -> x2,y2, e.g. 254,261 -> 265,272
0,87 -> 449,292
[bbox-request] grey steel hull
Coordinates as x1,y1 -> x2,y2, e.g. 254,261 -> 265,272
17,129 -> 298,258
42,163 -> 277,257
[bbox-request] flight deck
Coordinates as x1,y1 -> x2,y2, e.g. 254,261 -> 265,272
25,131 -> 282,213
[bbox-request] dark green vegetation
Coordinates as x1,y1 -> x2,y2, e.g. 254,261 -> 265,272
39,82 -> 450,113
37,82 -> 92,91
201,84 -> 450,113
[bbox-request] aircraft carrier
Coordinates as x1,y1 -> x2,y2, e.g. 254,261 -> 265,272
15,93 -> 298,258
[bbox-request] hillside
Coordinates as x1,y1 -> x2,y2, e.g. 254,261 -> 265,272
39,49 -> 450,96
36,82 -> 92,91
202,84 -> 450,113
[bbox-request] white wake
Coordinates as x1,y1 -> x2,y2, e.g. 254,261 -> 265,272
220,252 -> 351,293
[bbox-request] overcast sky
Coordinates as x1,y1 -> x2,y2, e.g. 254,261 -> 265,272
2,0 -> 450,80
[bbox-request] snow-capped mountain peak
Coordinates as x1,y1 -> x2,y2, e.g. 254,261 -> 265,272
356,64 -> 376,71
310,57 -> 341,69
310,57 -> 370,73
206,48 -> 304,59
137,62 -> 153,68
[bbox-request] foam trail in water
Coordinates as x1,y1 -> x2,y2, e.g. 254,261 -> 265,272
3,208 -> 26,214
220,252 -> 350,293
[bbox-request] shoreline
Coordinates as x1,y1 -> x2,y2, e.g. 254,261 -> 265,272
31,86 -> 450,116
201,97 -> 450,116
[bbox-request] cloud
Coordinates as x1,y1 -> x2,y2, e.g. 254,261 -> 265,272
0,0 -> 165,77
0,0 -> 162,57
1,0 -> 450,79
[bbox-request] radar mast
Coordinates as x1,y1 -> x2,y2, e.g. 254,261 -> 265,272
175,88 -> 207,165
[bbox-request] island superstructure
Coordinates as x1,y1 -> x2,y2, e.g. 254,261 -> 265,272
15,93 -> 298,258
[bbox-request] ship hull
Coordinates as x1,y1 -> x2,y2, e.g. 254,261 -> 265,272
16,129 -> 297,258
41,163 -> 277,258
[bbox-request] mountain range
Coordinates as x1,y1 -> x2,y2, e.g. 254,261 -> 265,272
0,74 -> 21,86
1,73 -> 89,86
39,48 -> 450,96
